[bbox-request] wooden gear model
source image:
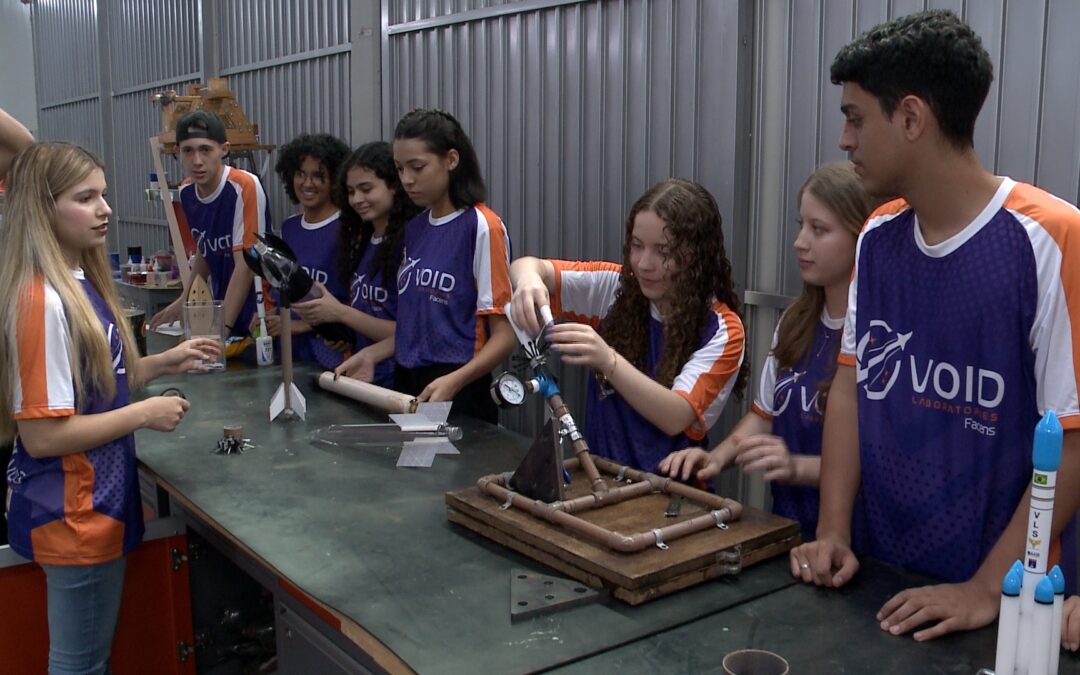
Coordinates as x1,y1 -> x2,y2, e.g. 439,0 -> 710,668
152,77 -> 270,151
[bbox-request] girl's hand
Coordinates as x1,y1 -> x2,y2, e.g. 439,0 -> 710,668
735,434 -> 796,482
546,323 -> 613,372
139,396 -> 191,431
293,282 -> 343,325
333,347 -> 377,382
261,314 -> 281,337
658,447 -> 723,481
419,372 -> 465,403
159,338 -> 221,375
509,273 -> 551,336
149,297 -> 183,329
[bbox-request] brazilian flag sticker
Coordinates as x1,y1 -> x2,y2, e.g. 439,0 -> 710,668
1034,473 -> 1048,486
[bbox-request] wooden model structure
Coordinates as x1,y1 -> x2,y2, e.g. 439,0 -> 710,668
152,77 -> 272,151
446,312 -> 801,604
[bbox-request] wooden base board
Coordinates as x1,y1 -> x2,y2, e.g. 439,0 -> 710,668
446,474 -> 800,605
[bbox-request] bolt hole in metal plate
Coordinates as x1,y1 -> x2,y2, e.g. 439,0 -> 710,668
510,568 -> 601,622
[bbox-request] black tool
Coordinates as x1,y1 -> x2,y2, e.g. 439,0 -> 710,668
664,495 -> 683,518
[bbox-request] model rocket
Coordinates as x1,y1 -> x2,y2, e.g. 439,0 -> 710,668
313,401 -> 461,467
243,234 -> 308,421
993,410 -> 1064,675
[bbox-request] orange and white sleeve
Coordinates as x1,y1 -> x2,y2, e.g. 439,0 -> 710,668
549,260 -> 623,331
13,278 -> 75,420
472,204 -> 512,316
672,303 -> 746,440
1006,185 -> 1080,430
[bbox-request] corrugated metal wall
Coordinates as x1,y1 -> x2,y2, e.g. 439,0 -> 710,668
33,0 -> 103,158
383,0 -> 752,445
218,0 -> 352,224
106,0 -> 202,256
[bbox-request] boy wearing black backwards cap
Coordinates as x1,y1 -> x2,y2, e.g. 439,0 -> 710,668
150,111 -> 272,338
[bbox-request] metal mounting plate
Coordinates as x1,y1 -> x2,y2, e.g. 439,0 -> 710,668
509,568 -> 601,622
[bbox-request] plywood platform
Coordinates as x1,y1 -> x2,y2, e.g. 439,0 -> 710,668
446,470 -> 800,605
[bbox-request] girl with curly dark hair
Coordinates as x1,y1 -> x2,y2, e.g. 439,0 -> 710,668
260,132 -> 351,370
294,142 -> 420,387
661,163 -> 878,537
510,178 -> 748,473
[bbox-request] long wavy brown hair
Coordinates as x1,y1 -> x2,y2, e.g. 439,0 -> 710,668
601,178 -> 749,397
773,163 -> 879,407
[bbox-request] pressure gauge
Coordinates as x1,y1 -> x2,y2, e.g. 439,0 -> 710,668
491,372 -> 528,407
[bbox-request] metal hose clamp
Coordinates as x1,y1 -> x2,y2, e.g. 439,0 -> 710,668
615,466 -> 628,482
651,528 -> 669,550
711,509 -> 730,529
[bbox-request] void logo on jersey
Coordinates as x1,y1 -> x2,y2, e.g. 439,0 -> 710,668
351,273 -> 388,306
107,321 -> 125,375
301,265 -> 329,285
856,320 -> 912,400
192,227 -> 232,256
773,371 -> 805,415
396,249 -> 456,298
856,318 -> 1006,431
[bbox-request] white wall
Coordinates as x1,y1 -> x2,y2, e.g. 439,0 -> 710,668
0,0 -> 38,137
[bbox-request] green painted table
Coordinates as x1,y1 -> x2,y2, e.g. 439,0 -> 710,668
134,365 -> 794,674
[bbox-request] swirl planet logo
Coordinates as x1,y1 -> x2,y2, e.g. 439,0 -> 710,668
856,319 -> 913,400
772,370 -> 804,415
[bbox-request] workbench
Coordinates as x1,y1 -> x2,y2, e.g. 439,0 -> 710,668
134,365 -> 1080,674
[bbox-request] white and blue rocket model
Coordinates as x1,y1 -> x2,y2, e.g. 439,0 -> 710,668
994,565 -> 1022,675
992,410 -> 1064,675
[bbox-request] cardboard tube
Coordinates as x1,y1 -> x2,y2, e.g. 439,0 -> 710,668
317,372 -> 417,414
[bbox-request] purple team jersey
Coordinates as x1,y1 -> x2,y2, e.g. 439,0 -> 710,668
180,166 -> 271,337
840,178 -> 1080,585
349,236 -> 397,387
7,273 -> 143,565
394,204 -> 512,369
280,212 -> 348,370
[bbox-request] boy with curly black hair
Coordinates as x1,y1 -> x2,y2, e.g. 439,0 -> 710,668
791,9 -> 1080,644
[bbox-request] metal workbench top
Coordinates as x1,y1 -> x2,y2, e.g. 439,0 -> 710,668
134,365 -> 794,674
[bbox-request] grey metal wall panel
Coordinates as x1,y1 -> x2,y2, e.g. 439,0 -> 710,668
1036,0 -> 1080,200
109,0 -> 201,92
995,1 -> 1044,182
31,0 -> 99,106
36,99 -> 104,157
390,0 -> 520,25
218,0 -> 349,69
226,54 -> 353,227
751,0 -> 1080,307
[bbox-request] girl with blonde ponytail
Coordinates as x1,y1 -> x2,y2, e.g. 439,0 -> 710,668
1,142 -> 219,674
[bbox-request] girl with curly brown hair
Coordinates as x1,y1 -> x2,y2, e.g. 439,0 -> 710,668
510,178 -> 749,473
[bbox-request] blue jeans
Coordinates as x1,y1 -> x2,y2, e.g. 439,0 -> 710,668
40,557 -> 126,675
